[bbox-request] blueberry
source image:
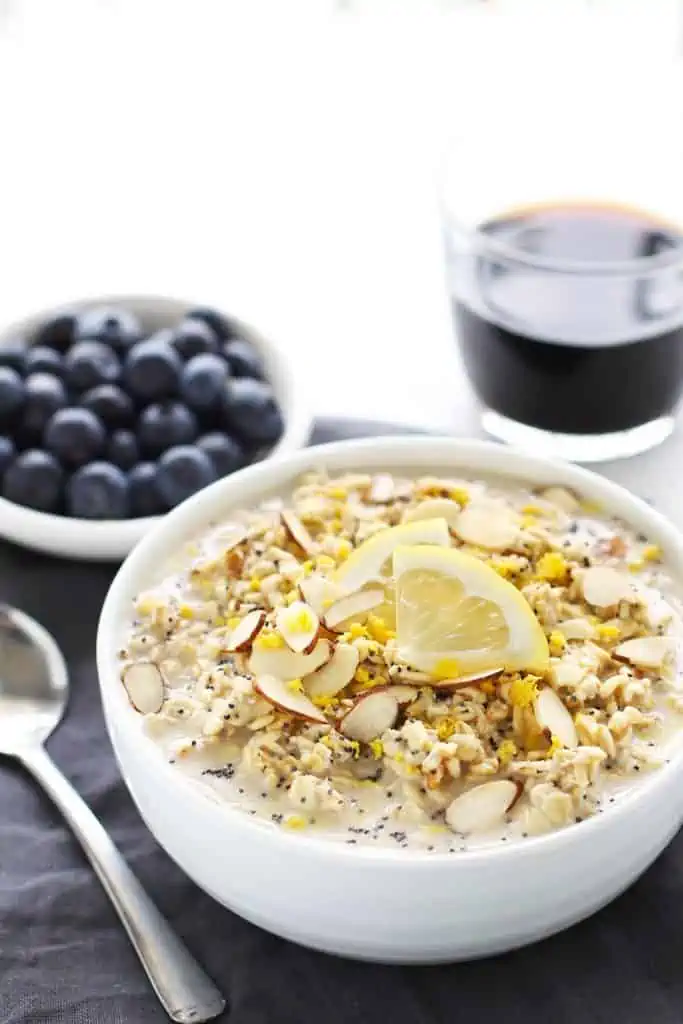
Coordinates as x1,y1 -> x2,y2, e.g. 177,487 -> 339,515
221,378 -> 283,444
33,312 -> 77,353
0,436 -> 15,479
185,307 -> 236,343
171,319 -> 219,360
81,384 -> 134,429
3,449 -> 63,512
123,337 -> 181,402
197,432 -> 244,478
65,340 -> 121,392
156,445 -> 215,508
44,407 -> 106,467
224,338 -> 264,379
0,339 -> 28,374
107,429 -> 140,470
0,367 -> 26,421
75,306 -> 142,353
128,462 -> 164,517
180,353 -> 229,413
67,462 -> 130,519
138,401 -> 198,457
25,346 -> 64,377
20,373 -> 67,439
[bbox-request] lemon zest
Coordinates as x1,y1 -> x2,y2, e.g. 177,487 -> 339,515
509,674 -> 540,708
227,616 -> 241,629
336,540 -> 352,560
448,487 -> 470,506
436,718 -> 458,740
249,576 -> 261,592
643,544 -> 661,562
286,678 -> 304,694
328,486 -> 347,500
178,605 -> 194,620
316,555 -> 336,572
366,614 -> 395,644
548,631 -> 567,656
312,694 -> 338,709
496,739 -> 518,765
597,623 -> 621,641
546,734 -> 563,757
283,815 -> 307,830
254,632 -> 286,650
349,623 -> 370,640
369,738 -> 384,758
535,552 -> 568,582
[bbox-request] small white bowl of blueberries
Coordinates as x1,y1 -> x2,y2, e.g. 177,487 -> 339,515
0,295 -> 311,561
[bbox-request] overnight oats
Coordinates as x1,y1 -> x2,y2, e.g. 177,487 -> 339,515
119,470 -> 683,853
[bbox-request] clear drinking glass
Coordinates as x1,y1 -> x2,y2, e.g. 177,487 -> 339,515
441,100 -> 683,462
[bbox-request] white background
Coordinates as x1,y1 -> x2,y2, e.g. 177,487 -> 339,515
0,1 -> 680,448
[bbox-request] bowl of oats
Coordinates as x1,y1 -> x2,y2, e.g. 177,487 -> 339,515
97,436 -> 683,962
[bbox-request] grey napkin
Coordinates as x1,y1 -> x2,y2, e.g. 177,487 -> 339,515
2,420 -> 682,1024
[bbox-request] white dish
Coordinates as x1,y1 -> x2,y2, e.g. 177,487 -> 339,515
0,294 -> 311,561
97,437 -> 683,962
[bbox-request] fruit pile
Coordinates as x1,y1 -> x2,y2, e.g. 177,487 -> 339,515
0,306 -> 284,519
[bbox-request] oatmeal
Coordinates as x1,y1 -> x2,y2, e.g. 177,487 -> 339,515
120,470 -> 683,852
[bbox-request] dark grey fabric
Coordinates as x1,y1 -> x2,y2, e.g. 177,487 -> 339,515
1,419 -> 681,1024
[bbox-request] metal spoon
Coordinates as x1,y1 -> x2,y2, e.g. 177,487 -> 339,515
0,604 -> 226,1023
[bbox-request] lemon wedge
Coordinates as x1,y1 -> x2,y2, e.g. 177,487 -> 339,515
393,544 -> 549,677
333,518 -> 450,593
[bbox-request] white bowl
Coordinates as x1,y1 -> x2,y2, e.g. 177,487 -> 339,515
0,294 -> 311,561
96,437 -> 683,962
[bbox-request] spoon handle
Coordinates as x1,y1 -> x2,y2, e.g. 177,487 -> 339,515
19,745 -> 226,1023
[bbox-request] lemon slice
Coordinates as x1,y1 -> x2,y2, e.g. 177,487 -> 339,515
333,518 -> 450,593
393,544 -> 549,676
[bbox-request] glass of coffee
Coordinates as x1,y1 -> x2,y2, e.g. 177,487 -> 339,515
441,114 -> 683,462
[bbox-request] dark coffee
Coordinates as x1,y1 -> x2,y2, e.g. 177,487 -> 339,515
453,202 -> 683,435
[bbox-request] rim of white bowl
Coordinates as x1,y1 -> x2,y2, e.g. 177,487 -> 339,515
0,294 -> 312,558
97,436 -> 683,864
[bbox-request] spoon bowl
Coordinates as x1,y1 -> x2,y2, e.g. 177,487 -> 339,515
0,605 -> 68,753
0,604 -> 224,1022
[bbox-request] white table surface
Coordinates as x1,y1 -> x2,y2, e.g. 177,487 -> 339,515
0,1 -> 682,522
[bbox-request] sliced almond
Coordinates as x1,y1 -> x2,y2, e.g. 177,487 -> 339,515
254,674 -> 327,723
614,636 -> 676,670
534,686 -> 578,748
281,510 -> 317,556
248,638 -> 332,680
446,779 -> 522,834
275,601 -> 320,654
556,618 -> 596,641
340,691 -> 399,742
403,498 -> 462,529
323,587 -> 385,632
453,501 -> 519,551
368,474 -> 395,503
121,662 -> 165,714
224,610 -> 266,653
298,573 -> 343,615
581,566 -> 634,609
538,486 -> 580,513
221,527 -> 248,552
304,642 -> 359,699
373,683 -> 418,704
430,668 -> 502,691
